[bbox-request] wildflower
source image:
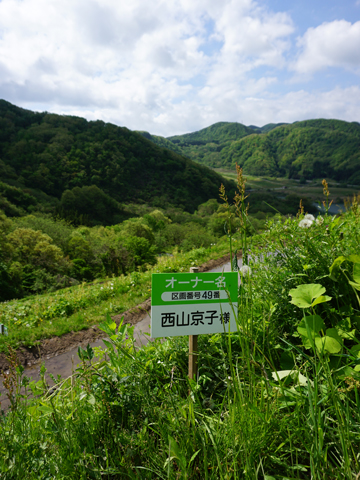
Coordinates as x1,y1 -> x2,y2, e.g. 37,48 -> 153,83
315,216 -> 324,225
299,218 -> 313,228
26,323 -> 30,327
304,214 -> 315,221
239,265 -> 252,276
101,287 -> 103,290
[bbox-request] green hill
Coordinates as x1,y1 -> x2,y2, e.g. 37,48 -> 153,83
0,100 -> 235,222
144,119 -> 360,183
221,119 -> 360,182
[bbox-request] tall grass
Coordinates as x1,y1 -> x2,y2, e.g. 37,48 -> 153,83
1,183 -> 360,479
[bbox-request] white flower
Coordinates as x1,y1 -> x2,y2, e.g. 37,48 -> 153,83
101,287 -> 103,290
299,218 -> 313,228
316,216 -> 324,225
304,214 -> 315,221
239,265 -> 252,276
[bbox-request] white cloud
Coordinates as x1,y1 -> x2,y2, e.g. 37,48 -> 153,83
294,20 -> 360,74
0,0 -> 359,137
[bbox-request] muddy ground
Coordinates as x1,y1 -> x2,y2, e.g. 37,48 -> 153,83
0,254 -> 231,373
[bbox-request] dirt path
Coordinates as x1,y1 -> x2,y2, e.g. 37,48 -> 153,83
0,254 -> 231,373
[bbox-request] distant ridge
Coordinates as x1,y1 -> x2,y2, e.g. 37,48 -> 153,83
142,119 -> 360,183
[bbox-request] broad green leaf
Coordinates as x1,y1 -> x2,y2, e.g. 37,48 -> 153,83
354,263 -> 360,284
336,366 -> 356,377
315,335 -> 342,354
297,372 -> 309,386
350,344 -> 360,358
335,326 -> 356,340
271,370 -> 294,381
38,405 -> 53,414
326,328 -> 343,345
271,370 -> 309,386
297,315 -> 324,336
289,284 -> 326,309
311,295 -> 332,307
348,254 -> 360,264
355,365 -> 360,372
329,256 -> 346,281
349,280 -> 360,291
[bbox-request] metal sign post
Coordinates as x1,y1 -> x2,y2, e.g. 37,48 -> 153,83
151,270 -> 238,381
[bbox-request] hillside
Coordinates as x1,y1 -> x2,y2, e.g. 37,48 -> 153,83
142,119 -> 360,183
221,119 -> 360,182
0,100 -> 235,222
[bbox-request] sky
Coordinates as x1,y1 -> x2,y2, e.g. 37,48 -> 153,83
0,0 -> 360,137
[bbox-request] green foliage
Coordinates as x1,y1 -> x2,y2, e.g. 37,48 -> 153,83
148,118 -> 360,184
2,194 -> 360,479
0,100 -> 235,221
123,236 -> 157,269
59,184 -> 127,226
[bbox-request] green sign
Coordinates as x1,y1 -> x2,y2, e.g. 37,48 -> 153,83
151,272 -> 238,338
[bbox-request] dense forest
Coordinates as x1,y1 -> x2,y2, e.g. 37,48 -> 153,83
0,100 -> 235,221
0,100 -> 333,303
141,119 -> 360,183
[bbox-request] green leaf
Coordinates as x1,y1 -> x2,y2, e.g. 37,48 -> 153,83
38,405 -> 53,414
350,344 -> 360,358
297,315 -> 324,337
335,318 -> 356,339
349,281 -> 360,291
326,328 -> 343,344
329,256 -> 346,281
348,254 -> 360,264
354,263 -> 360,284
289,284 -> 326,309
315,334 -> 342,354
311,295 -> 332,307
271,370 -> 309,386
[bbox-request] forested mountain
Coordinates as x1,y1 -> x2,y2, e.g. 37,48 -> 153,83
0,100 -> 235,223
142,119 -> 360,183
220,119 -> 360,182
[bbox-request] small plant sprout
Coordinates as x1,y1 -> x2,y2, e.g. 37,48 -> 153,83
322,178 -> 333,215
234,164 -> 250,264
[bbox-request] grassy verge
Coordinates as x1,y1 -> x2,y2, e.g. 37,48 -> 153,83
1,192 -> 360,479
0,239 -> 234,352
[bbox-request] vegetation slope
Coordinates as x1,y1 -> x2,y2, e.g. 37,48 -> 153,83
0,100 -> 235,222
141,119 -> 360,183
